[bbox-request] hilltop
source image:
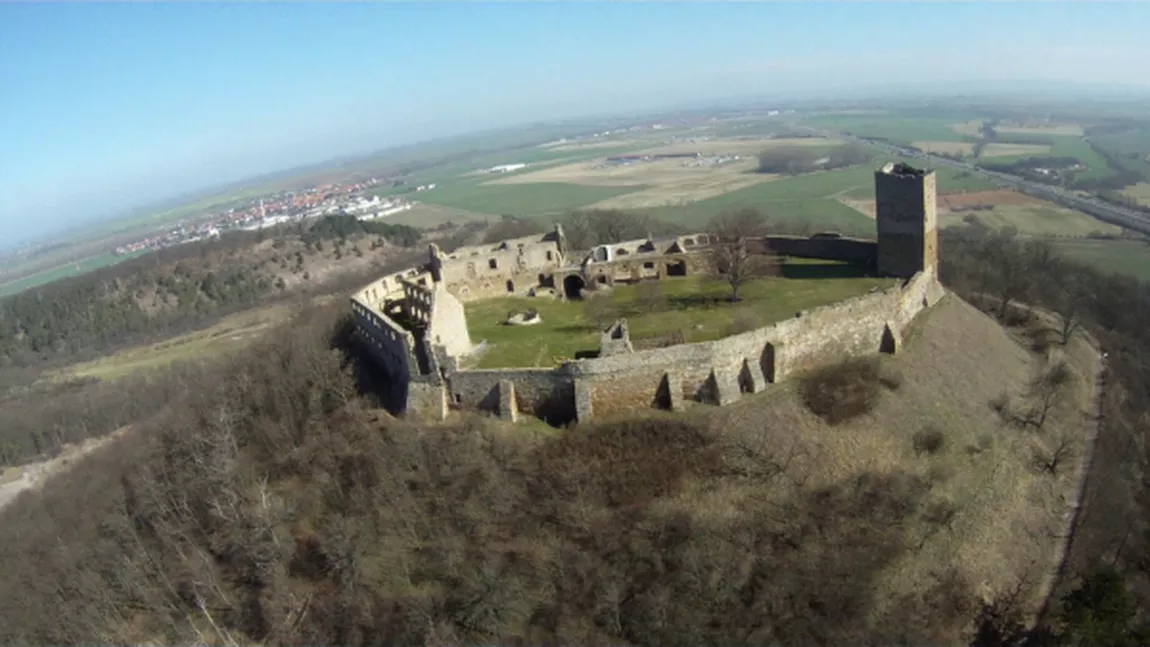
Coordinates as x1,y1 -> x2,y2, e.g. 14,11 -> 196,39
0,285 -> 1101,645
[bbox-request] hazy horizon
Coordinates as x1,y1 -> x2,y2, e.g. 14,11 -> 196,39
4,1 -> 1150,247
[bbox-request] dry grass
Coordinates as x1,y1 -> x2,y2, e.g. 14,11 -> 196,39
686,294 -> 1100,628
982,142 -> 1054,157
0,467 -> 21,485
914,141 -> 975,156
1122,182 -> 1150,207
996,123 -> 1085,136
634,136 -> 839,157
487,155 -> 772,209
485,137 -> 843,210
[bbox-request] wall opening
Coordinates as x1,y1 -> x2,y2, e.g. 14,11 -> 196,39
667,260 -> 687,276
880,325 -> 898,354
538,273 -> 547,287
597,275 -> 608,285
506,280 -> 515,293
546,250 -> 554,261
643,262 -> 655,269
488,258 -> 498,269
760,342 -> 776,383
563,274 -> 586,299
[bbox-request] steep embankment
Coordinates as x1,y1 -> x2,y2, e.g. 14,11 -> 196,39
699,293 -> 1100,634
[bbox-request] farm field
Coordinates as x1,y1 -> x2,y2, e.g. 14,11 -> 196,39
1121,182 -> 1150,207
638,160 -> 995,236
937,190 -> 1122,237
1053,238 -> 1150,282
46,301 -> 302,382
805,114 -> 969,144
464,265 -> 893,369
380,203 -> 493,228
0,250 -> 148,298
996,123 -> 1086,136
416,177 -> 641,218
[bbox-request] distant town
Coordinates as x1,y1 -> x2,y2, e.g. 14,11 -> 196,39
113,178 -> 421,256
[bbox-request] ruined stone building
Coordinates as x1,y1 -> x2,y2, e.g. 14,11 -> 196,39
350,162 -> 945,424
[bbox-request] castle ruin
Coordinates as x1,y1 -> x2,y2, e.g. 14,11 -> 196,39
350,162 -> 944,424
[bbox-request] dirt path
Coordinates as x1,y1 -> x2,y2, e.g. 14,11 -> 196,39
1031,334 -> 1106,627
0,425 -> 133,514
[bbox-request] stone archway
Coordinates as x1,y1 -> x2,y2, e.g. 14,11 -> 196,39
563,274 -> 586,300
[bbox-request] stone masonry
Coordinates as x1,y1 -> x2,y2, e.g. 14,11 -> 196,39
350,162 -> 944,424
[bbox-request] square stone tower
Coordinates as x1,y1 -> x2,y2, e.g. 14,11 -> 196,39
874,162 -> 938,278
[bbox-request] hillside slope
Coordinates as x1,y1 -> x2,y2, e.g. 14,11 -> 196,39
696,294 -> 1100,637
0,293 -> 1099,646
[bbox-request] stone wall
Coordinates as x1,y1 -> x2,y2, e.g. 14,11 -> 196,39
350,297 -> 418,384
449,368 -> 576,423
757,235 -> 877,265
435,232 -> 565,301
427,284 -> 472,357
438,269 -> 944,422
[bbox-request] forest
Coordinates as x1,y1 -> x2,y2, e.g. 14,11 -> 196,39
1,220 -> 1149,645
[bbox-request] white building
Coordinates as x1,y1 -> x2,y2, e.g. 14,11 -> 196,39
487,163 -> 527,173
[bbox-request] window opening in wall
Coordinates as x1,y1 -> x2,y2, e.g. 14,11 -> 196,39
506,280 -> 515,293
489,258 -> 498,269
597,275 -> 608,285
546,250 -> 553,261
666,261 -> 687,276
643,262 -> 655,269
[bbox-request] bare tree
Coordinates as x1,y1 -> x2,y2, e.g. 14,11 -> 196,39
1033,433 -> 1076,476
710,208 -> 769,302
1026,360 -> 1073,430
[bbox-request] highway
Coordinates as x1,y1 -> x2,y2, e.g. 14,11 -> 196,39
809,127 -> 1150,237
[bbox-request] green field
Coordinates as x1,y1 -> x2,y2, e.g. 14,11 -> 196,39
632,158 -> 994,236
1053,238 -> 1150,282
0,250 -> 148,298
464,266 -> 893,368
805,114 -> 970,144
419,179 -> 642,217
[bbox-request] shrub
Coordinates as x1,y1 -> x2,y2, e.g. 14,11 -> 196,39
913,427 -> 947,455
800,357 -> 882,425
879,365 -> 904,391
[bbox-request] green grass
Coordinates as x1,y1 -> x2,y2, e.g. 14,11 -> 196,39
636,158 -> 994,236
47,303 -> 294,382
464,266 -> 893,368
0,250 -> 148,298
1053,238 -> 1150,282
418,179 -> 641,218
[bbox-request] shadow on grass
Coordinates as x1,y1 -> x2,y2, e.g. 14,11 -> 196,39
666,295 -> 732,310
780,262 -> 870,280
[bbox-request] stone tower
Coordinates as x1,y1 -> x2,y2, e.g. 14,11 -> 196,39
874,162 -> 938,278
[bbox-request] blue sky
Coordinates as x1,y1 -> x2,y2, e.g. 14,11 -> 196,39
2,2 -> 1149,245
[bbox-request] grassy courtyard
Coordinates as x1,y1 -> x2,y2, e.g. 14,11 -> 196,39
464,262 -> 894,368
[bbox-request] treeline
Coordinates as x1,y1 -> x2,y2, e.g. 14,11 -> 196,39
303,214 -> 421,247
0,220 -> 424,370
757,142 -> 871,175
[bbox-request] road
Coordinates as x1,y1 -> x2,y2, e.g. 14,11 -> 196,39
805,127 -> 1150,237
